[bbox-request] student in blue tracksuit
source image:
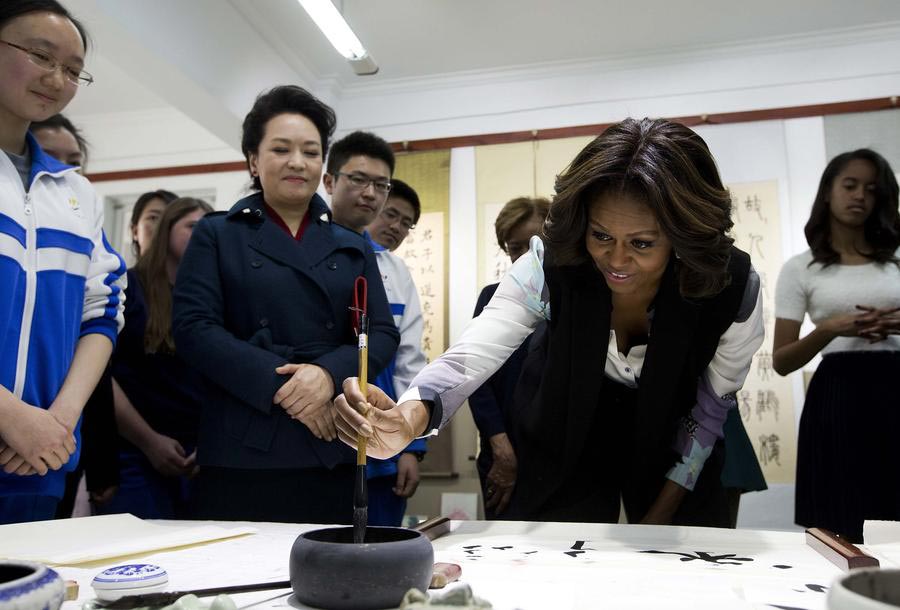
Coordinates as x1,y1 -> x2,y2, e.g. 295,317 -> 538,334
0,1 -> 126,524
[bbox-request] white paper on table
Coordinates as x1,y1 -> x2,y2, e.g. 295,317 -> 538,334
863,520 -> 900,569
0,514 -> 256,565
864,520 -> 900,545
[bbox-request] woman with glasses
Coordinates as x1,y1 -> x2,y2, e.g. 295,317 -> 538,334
172,86 -> 399,523
0,0 -> 125,524
336,118 -> 765,526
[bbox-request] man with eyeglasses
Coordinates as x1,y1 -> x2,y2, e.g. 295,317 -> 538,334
325,131 -> 427,527
367,178 -> 420,252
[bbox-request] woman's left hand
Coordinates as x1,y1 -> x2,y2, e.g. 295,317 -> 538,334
274,364 -> 337,441
855,305 -> 900,342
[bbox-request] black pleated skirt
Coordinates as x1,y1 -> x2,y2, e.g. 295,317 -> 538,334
795,351 -> 900,543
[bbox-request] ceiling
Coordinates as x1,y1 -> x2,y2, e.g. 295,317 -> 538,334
61,0 -> 900,160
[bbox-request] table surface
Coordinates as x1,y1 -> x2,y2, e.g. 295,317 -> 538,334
51,520 -> 898,610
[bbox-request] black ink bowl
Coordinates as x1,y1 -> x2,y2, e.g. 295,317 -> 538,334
289,526 -> 434,609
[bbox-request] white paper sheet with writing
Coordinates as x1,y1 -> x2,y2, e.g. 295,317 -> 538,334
430,521 -> 844,610
0,514 -> 256,565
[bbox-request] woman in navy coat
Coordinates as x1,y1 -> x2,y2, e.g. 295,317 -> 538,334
172,86 -> 399,523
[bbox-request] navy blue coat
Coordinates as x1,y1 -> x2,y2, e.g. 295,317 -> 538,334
172,192 -> 399,470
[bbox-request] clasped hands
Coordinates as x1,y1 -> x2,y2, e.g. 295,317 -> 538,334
0,400 -> 76,476
274,363 -> 338,441
830,305 -> 900,343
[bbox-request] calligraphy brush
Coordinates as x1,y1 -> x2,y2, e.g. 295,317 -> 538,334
96,581 -> 291,609
352,276 -> 369,545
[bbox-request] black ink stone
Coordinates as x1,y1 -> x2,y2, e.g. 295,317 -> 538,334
289,526 -> 433,610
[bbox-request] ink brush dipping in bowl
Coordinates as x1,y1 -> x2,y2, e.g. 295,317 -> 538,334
289,525 -> 433,610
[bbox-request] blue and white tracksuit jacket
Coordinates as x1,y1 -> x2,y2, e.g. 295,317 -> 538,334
0,133 -> 126,499
367,236 -> 427,478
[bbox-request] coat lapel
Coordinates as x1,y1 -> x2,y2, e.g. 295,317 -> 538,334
237,194 -> 341,300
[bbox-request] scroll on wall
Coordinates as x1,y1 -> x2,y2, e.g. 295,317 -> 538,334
394,212 -> 446,363
728,180 -> 796,485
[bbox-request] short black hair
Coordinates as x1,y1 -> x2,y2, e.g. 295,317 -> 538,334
326,131 -> 395,176
0,0 -> 90,51
241,86 -> 336,191
31,113 -> 89,163
387,178 -> 421,224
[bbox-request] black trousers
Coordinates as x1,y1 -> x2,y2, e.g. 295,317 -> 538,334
193,464 -> 355,524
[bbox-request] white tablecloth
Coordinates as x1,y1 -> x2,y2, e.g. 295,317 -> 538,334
49,520 -> 894,610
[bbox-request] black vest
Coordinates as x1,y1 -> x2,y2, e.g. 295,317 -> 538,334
510,247 -> 751,521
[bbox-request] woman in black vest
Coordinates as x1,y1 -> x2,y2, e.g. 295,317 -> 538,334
335,118 -> 764,526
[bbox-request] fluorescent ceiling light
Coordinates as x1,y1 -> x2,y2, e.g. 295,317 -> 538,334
297,0 -> 378,75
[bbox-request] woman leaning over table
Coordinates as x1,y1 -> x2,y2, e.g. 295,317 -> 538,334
172,86 -> 398,523
336,118 -> 765,526
0,0 -> 125,524
774,148 -> 900,543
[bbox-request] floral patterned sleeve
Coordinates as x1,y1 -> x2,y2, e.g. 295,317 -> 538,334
398,236 -> 549,431
666,268 -> 765,490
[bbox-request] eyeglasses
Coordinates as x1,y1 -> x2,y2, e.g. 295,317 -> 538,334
334,172 -> 391,194
380,206 -> 415,231
1,41 -> 94,86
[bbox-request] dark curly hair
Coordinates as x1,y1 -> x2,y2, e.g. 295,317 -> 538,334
241,86 -> 337,192
326,130 -> 395,176
545,118 -> 735,298
804,148 -> 900,267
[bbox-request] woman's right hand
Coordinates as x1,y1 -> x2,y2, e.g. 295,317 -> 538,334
145,433 -> 192,477
485,433 -> 517,515
333,377 -> 430,459
818,306 -> 882,338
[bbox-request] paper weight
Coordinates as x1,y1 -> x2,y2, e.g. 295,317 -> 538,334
91,564 -> 169,601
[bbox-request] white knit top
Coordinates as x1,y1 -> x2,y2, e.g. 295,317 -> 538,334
774,248 -> 900,354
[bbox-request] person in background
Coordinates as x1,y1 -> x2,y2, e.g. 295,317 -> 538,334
335,118 -> 765,527
173,86 -> 398,523
774,148 -> 900,543
0,0 -> 126,524
30,113 -> 87,169
96,198 -> 213,518
31,113 -> 120,516
367,178 -> 421,252
468,196 -> 549,518
129,189 -> 178,262
327,133 -> 426,526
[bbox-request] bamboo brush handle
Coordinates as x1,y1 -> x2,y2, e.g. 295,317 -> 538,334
357,334 -> 368,465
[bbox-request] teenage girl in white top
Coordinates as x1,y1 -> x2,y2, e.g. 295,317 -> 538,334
774,148 -> 900,543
